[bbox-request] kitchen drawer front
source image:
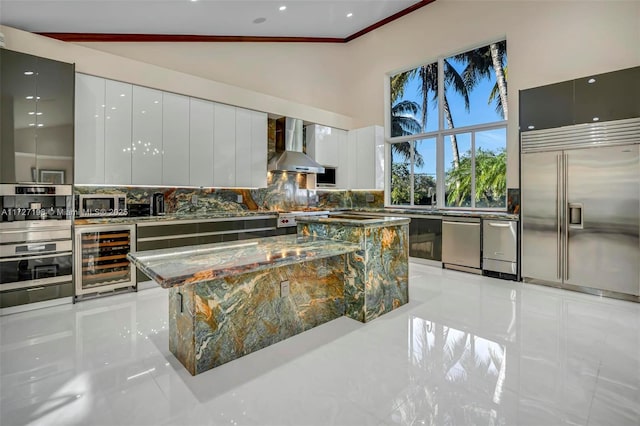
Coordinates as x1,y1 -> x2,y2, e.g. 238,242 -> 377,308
483,258 -> 517,275
0,281 -> 73,308
137,223 -> 199,238
483,220 -> 517,262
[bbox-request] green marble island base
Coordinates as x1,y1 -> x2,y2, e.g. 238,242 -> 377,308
169,255 -> 347,375
128,235 -> 360,375
297,215 -> 410,323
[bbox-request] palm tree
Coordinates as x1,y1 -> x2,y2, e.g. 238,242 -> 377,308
456,41 -> 508,119
389,100 -> 424,168
392,61 -> 469,169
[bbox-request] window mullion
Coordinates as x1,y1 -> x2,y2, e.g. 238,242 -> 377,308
410,141 -> 415,206
471,131 -> 476,209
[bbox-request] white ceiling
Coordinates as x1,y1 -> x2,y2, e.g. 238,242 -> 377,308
0,0 -> 423,39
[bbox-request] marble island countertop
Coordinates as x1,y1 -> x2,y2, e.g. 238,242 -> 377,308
296,214 -> 410,227
127,235 -> 360,288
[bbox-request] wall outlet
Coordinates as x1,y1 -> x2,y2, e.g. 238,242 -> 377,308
280,280 -> 290,297
237,194 -> 243,203
191,194 -> 198,205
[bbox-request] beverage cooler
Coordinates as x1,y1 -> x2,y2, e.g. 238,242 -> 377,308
74,224 -> 136,298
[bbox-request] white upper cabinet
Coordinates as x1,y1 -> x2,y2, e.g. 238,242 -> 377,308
162,93 -> 190,186
234,107 -> 252,187
335,129 -> 349,189
131,86 -> 163,185
250,110 -> 268,188
75,75 -> 268,188
213,103 -> 236,187
352,125 -> 384,190
235,108 -> 268,188
189,98 -> 214,187
104,80 -> 132,185
75,74 -> 105,184
307,124 -> 383,190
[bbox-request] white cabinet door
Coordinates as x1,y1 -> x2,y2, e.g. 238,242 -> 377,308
189,98 -> 214,187
308,125 -> 339,167
347,129 -> 358,189
75,74 -> 105,184
373,125 -> 385,190
131,86 -> 163,185
335,129 -> 349,189
162,93 -> 190,186
104,80 -> 132,185
235,107 -> 252,187
355,127 -> 375,189
213,103 -> 236,187
250,110 -> 268,188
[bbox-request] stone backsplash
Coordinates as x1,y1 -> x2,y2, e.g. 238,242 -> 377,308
75,172 -> 383,213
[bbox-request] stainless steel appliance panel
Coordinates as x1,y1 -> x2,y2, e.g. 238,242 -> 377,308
442,218 -> 480,269
483,258 -> 517,275
521,151 -> 563,284
483,220 -> 517,263
565,145 -> 640,295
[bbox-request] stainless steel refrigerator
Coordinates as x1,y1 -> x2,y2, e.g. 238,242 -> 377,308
521,118 -> 640,300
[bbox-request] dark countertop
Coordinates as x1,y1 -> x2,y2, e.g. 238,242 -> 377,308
296,214 -> 410,227
74,210 -> 278,226
127,234 -> 360,288
349,208 -> 519,221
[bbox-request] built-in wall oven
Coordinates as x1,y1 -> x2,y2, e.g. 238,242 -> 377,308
0,184 -> 74,314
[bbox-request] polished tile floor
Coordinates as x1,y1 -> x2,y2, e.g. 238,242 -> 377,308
1,262 -> 639,426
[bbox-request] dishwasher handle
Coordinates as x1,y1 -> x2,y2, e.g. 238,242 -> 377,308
443,221 -> 479,226
487,222 -> 511,228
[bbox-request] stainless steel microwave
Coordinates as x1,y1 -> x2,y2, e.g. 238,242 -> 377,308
316,167 -> 336,187
77,194 -> 127,217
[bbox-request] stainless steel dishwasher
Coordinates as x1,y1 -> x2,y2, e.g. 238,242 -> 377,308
442,217 -> 481,273
482,219 -> 518,279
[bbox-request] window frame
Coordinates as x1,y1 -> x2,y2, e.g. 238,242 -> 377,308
384,40 -> 508,211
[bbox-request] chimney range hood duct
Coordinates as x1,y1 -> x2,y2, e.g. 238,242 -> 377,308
268,117 -> 325,174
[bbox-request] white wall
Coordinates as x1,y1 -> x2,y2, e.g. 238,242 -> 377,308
3,0 -> 639,188
342,0 -> 640,186
0,25 -> 355,130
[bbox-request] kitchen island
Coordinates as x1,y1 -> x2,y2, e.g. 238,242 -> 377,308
128,235 -> 360,375
297,214 -> 410,323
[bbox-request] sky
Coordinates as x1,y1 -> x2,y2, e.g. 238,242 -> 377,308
392,50 -> 507,176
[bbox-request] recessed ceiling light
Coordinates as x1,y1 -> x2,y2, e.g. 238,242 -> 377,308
24,71 -> 34,75
28,111 -> 35,115
25,96 -> 34,100
120,93 -> 126,97
588,78 -> 596,84
36,112 -> 42,115
527,125 -> 535,130
346,12 -> 353,18
253,17 -> 267,24
153,100 -> 159,104
37,123 -> 44,127
593,117 -> 600,121
28,123 -> 35,127
279,5 -> 286,11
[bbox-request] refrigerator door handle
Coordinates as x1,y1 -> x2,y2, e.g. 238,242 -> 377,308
563,154 -> 569,281
557,154 -> 562,280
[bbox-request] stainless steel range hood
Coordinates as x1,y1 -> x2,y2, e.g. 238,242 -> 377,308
268,118 -> 325,174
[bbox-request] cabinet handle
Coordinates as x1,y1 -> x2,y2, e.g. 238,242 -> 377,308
488,222 -> 511,228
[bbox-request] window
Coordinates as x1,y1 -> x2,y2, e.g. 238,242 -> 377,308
388,41 -> 507,209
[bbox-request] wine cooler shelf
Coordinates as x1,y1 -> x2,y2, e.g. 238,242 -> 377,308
75,224 -> 136,298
